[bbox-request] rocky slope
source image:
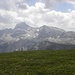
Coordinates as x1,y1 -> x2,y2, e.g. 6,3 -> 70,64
0,22 -> 75,52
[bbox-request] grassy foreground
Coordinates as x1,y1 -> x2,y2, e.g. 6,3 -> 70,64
0,50 -> 75,75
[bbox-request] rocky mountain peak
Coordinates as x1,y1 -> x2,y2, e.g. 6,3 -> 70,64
14,22 -> 30,30
0,22 -> 75,52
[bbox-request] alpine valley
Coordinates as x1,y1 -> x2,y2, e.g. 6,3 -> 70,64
0,22 -> 75,52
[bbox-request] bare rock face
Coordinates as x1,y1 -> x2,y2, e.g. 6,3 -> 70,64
14,22 -> 30,30
0,22 -> 75,52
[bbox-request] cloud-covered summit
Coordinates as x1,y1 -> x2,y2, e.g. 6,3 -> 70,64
0,0 -> 75,31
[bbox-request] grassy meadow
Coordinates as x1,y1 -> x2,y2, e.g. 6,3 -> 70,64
0,50 -> 75,75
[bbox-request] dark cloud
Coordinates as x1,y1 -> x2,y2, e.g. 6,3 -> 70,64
44,0 -> 63,8
0,0 -> 16,10
17,2 -> 28,9
40,0 -> 75,8
0,0 -> 28,10
18,4 -> 28,9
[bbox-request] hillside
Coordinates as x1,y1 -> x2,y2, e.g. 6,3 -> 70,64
0,50 -> 75,75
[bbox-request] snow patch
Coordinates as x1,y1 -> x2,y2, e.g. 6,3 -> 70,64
37,29 -> 39,32
27,34 -> 30,36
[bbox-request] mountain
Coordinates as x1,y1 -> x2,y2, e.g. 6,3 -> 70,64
0,22 -> 75,52
14,22 -> 30,30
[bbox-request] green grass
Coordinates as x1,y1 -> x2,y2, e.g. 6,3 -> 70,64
0,50 -> 75,75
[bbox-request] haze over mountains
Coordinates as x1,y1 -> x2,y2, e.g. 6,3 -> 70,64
0,22 -> 75,52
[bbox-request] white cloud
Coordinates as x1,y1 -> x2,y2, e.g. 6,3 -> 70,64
0,0 -> 75,31
17,2 -> 75,31
15,2 -> 75,31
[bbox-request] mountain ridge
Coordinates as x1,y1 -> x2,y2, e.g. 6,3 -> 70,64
0,22 -> 75,52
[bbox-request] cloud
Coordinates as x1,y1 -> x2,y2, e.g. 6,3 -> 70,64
41,0 -> 75,8
0,0 -> 29,29
68,0 -> 75,4
16,2 -> 75,31
17,3 -> 29,9
0,9 -> 24,29
12,2 -> 75,31
0,0 -> 16,10
0,10 -> 17,23
0,0 -> 29,10
0,0 -> 75,31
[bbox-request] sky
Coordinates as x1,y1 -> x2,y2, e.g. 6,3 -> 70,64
0,0 -> 75,31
